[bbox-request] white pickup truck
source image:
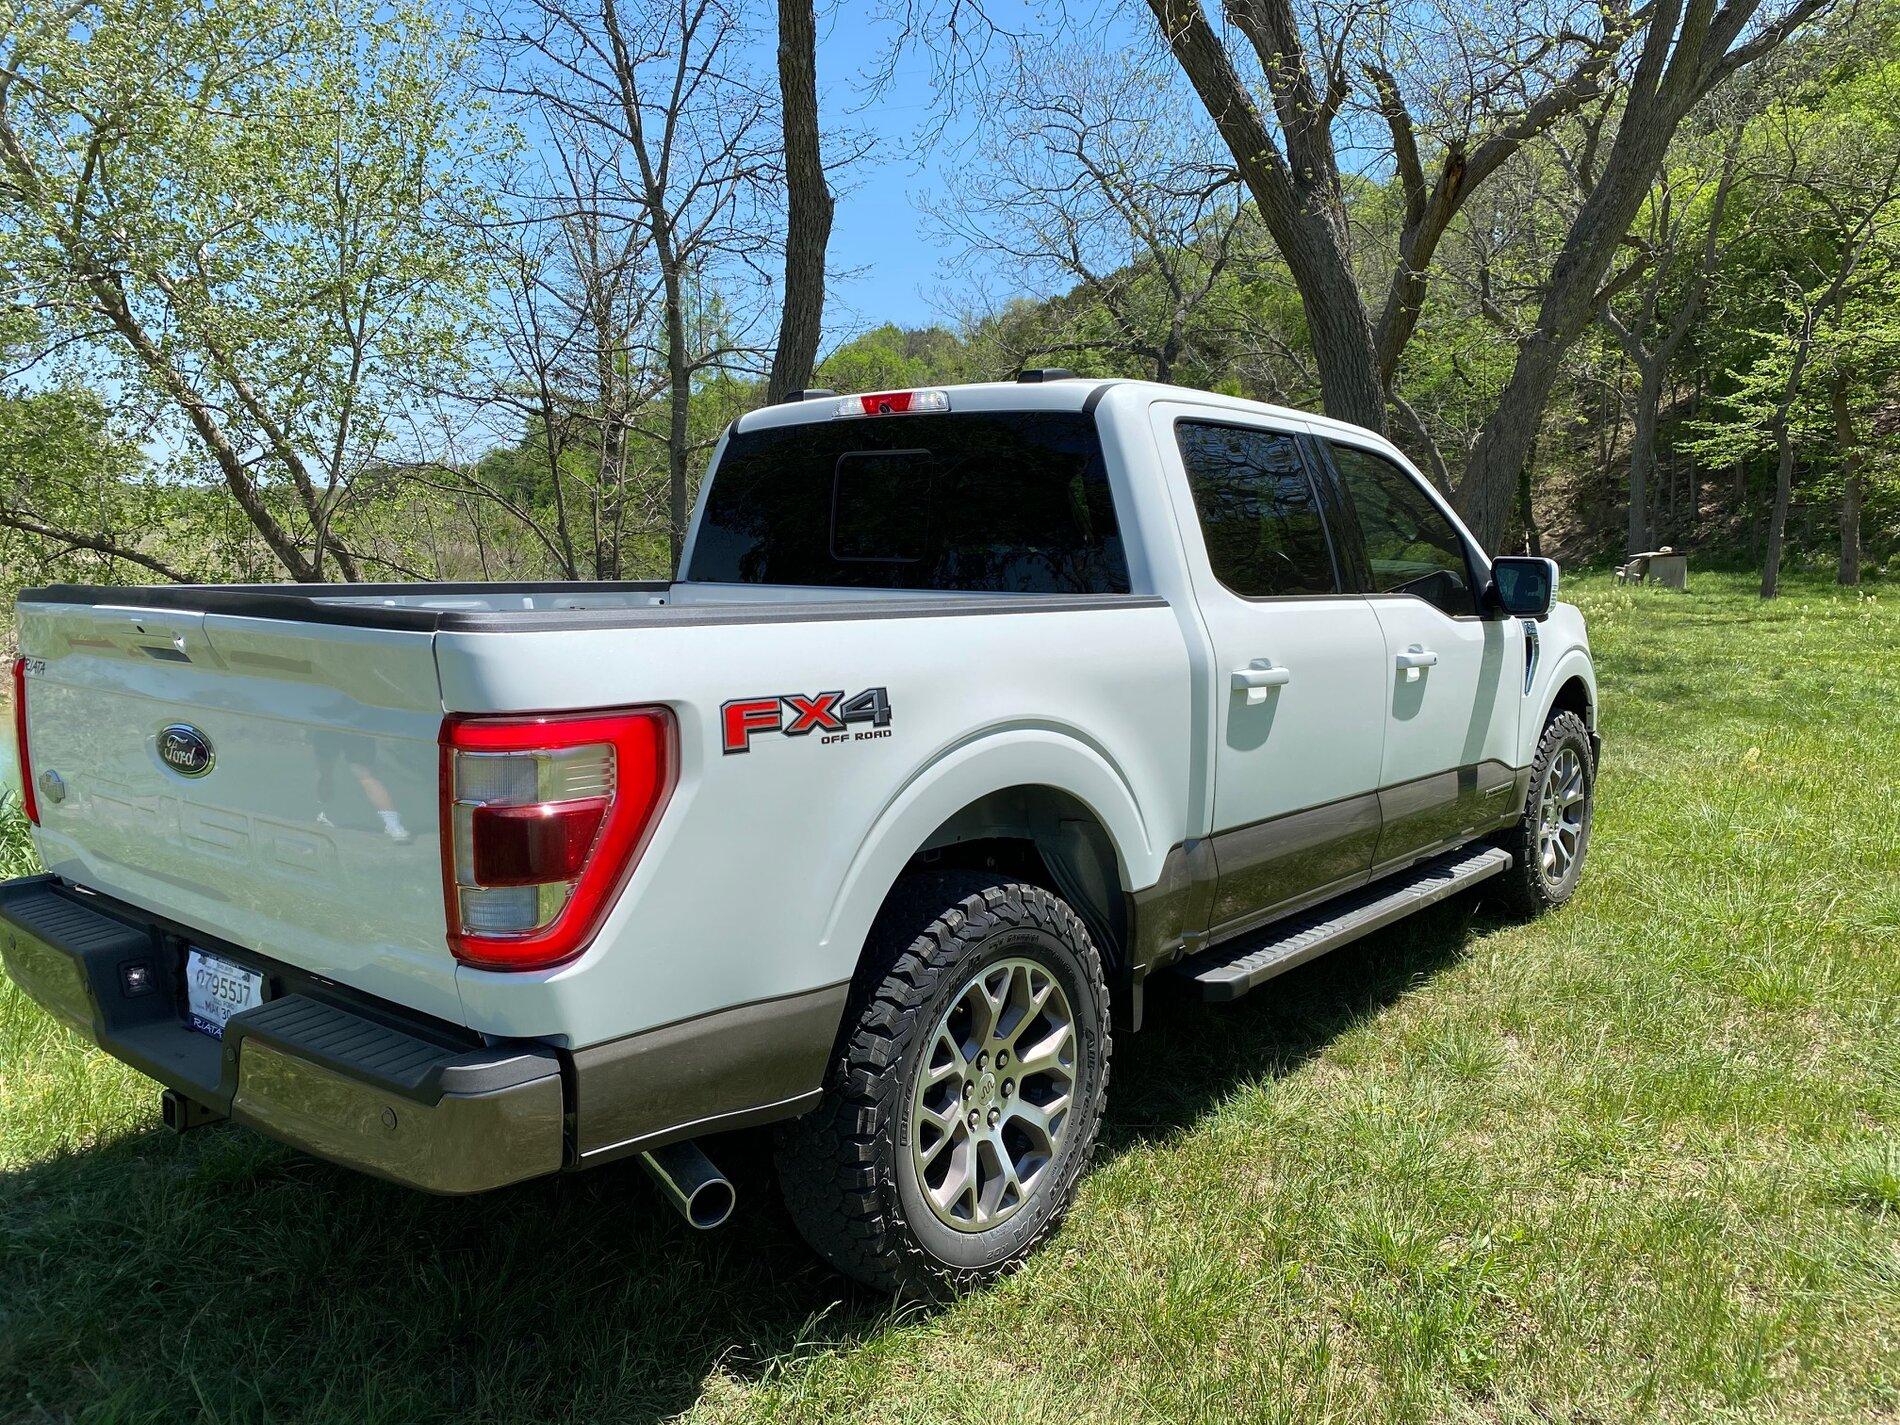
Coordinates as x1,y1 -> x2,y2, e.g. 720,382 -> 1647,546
3,377 -> 1597,1295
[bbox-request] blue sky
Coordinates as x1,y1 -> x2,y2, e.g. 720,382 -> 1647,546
807,13 -> 978,338
801,1 -> 1149,343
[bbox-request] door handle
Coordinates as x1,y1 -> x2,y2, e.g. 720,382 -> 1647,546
1231,663 -> 1292,705
1395,644 -> 1438,681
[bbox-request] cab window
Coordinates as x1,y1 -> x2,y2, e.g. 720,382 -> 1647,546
1326,442 -> 1478,617
1176,421 -> 1337,597
688,411 -> 1128,594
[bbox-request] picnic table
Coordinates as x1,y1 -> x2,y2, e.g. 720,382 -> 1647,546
1616,547 -> 1689,590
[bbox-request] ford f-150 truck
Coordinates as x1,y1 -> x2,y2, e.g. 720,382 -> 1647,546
3,376 -> 1597,1295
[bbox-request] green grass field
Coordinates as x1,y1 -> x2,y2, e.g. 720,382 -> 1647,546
2,572 -> 1896,1424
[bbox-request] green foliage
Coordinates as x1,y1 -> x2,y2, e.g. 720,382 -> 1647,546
0,389 -> 147,578
818,324 -> 984,392
0,0 -> 1894,585
1674,40 -> 1900,571
0,800 -> 32,876
0,0 -> 503,579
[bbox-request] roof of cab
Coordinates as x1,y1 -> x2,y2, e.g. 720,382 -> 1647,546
728,377 -> 1387,446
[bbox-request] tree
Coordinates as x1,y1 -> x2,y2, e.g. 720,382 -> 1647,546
0,385 -> 185,586
1598,128 -> 1746,555
930,44 -> 1251,383
1137,0 -> 1638,433
465,126 -> 675,579
498,0 -> 780,566
0,0 -> 494,581
1687,46 -> 1900,596
1454,0 -> 1836,546
816,323 -> 979,392
766,0 -> 835,403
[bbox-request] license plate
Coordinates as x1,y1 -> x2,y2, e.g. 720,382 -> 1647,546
185,948 -> 264,1039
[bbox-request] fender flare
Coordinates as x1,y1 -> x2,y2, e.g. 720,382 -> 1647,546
1531,646 -> 1597,746
817,725 -> 1161,979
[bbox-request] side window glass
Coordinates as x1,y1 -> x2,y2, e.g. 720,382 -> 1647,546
1327,442 -> 1477,616
1176,421 -> 1337,597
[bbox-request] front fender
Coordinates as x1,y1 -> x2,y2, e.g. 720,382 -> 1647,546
817,725 -> 1162,976
1538,647 -> 1596,718
1525,602 -> 1597,760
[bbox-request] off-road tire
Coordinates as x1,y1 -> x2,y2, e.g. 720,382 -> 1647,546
1492,710 -> 1596,916
775,871 -> 1111,1297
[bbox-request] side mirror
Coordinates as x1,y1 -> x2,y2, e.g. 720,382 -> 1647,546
1489,556 -> 1558,619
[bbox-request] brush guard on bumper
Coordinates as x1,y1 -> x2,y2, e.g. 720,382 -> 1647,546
0,875 -> 564,1194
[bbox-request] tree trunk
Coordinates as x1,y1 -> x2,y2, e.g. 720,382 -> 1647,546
1518,436 -> 1542,558
656,215 -> 692,570
1691,369 -> 1704,537
1459,332 -> 1569,547
1142,0 -> 1386,434
1296,238 -> 1388,431
666,303 -> 691,571
1627,364 -> 1662,556
1762,418 -> 1795,600
765,0 -> 833,404
1833,372 -> 1862,586
1455,3 -> 1778,548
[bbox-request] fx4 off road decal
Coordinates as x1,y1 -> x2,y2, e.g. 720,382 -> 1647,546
721,687 -> 893,754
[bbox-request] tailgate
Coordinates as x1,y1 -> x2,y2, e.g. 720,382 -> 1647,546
14,599 -> 459,1024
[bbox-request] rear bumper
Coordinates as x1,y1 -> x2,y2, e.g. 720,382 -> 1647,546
0,876 -> 563,1194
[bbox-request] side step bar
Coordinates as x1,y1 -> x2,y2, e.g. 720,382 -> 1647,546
1172,845 -> 1513,1002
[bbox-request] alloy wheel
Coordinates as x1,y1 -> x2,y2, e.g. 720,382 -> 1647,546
1537,745 -> 1587,885
908,957 -> 1076,1233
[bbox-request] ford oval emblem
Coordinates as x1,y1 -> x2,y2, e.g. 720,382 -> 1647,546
157,723 -> 215,778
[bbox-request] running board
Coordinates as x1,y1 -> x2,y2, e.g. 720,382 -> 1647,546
1172,845 -> 1513,1002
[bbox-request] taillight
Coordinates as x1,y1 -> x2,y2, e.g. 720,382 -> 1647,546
835,389 -> 949,417
439,706 -> 674,971
11,656 -> 37,825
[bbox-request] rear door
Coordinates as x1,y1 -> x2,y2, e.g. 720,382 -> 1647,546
1151,404 -> 1388,941
1316,438 -> 1524,871
13,599 -> 459,1023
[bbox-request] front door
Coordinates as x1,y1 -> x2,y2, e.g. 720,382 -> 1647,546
1318,438 -> 1524,870
1153,405 -> 1389,941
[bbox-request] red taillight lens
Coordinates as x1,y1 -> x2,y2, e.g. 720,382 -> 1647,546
439,707 -> 674,971
470,798 -> 608,885
11,656 -> 38,825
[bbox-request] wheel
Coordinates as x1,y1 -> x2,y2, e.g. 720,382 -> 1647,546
775,871 -> 1111,1297
1492,710 -> 1596,915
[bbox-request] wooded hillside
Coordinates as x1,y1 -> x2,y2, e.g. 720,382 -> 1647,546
2,0 -> 1895,614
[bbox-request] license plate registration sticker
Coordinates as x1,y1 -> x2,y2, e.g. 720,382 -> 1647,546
185,948 -> 264,1038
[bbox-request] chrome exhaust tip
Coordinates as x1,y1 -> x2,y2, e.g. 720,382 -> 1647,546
640,1139 -> 735,1229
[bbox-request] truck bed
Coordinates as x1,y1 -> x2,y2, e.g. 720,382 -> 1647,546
14,579 -> 1183,1041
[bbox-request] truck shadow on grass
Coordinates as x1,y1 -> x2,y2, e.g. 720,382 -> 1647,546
0,896 -> 1488,1424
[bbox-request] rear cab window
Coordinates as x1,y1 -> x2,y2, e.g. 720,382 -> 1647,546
686,411 -> 1129,594
1175,420 -> 1338,597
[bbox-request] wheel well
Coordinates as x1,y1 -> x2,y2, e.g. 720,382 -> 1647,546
899,785 -> 1129,973
1550,674 -> 1592,729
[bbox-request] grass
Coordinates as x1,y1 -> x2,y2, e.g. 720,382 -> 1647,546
2,570 -> 1896,1424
